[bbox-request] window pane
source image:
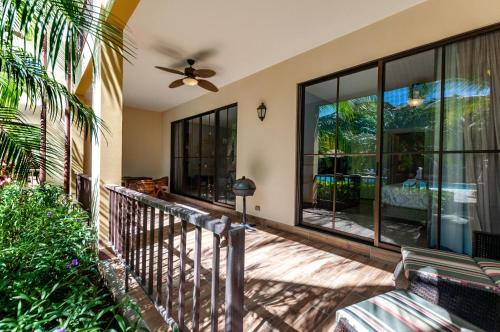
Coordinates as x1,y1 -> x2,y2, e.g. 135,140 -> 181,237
383,49 -> 442,153
184,158 -> 200,197
380,153 -> 439,247
338,67 -> 378,154
444,31 -> 500,151
201,113 -> 215,158
200,158 -> 214,201
441,153 -> 500,254
172,157 -> 183,193
172,106 -> 237,206
334,155 -> 376,239
216,106 -> 237,205
302,155 -> 334,228
188,118 -> 200,158
303,78 -> 338,155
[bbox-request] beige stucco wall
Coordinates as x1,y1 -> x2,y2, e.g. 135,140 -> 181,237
122,106 -> 164,179
161,0 -> 500,226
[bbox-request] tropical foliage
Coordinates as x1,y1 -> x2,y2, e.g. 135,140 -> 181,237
0,0 -> 133,181
0,184 -> 143,331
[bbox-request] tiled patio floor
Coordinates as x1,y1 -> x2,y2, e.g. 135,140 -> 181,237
101,205 -> 396,332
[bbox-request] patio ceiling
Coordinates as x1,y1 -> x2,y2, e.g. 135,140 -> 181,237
123,0 -> 426,112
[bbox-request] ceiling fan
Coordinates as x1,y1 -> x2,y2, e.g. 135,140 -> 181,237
155,59 -> 218,92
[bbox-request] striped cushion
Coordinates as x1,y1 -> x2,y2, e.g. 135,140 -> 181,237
402,246 -> 497,292
474,257 -> 500,289
336,289 -> 482,332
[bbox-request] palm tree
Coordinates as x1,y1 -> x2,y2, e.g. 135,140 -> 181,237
0,0 -> 133,182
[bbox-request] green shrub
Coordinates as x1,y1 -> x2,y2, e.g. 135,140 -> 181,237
0,184 -> 142,331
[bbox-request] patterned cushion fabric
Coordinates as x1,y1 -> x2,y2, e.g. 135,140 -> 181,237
401,246 -> 497,292
474,257 -> 500,289
336,290 -> 482,332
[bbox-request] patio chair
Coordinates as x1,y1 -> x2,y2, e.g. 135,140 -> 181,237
135,179 -> 157,197
334,289 -> 481,332
153,176 -> 168,199
396,231 -> 500,331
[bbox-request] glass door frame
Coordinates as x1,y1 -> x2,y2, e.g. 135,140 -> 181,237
297,61 -> 382,245
296,22 -> 500,252
170,103 -> 238,209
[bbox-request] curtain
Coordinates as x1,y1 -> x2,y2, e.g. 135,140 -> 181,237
443,30 -> 500,253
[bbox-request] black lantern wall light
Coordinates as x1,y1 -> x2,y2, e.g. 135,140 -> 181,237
257,102 -> 267,121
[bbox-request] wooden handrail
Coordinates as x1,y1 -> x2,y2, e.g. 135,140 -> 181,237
105,184 -> 245,332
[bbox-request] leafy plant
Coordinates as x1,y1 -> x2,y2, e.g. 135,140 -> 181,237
0,0 -> 134,181
0,184 -> 144,331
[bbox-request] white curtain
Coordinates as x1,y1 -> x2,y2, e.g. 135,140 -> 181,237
443,30 -> 500,253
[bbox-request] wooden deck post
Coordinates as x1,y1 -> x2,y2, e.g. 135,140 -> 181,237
225,226 -> 245,332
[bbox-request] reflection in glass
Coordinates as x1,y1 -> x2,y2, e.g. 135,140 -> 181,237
383,49 -> 442,153
338,68 -> 378,154
302,67 -> 378,239
334,156 -> 376,239
380,154 -> 439,247
380,49 -> 442,247
303,78 -> 338,155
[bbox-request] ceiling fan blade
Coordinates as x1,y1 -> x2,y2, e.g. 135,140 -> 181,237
169,79 -> 184,88
198,79 -> 219,92
155,66 -> 184,75
193,69 -> 216,78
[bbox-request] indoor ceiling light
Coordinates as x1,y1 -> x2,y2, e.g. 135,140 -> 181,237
182,77 -> 198,86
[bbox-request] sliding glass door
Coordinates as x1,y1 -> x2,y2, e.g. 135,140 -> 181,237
301,67 -> 378,240
171,104 -> 237,207
299,28 -> 500,253
380,49 -> 442,248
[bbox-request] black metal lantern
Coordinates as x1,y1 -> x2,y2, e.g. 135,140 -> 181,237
233,176 -> 256,230
257,102 -> 267,121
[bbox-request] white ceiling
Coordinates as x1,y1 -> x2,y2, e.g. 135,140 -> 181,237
123,0 -> 425,112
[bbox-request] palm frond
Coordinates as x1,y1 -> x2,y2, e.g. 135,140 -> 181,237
0,0 -> 135,76
0,106 -> 62,182
0,47 -> 107,141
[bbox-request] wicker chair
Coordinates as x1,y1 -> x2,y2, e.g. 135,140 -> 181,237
404,231 -> 500,331
135,179 -> 157,197
153,176 -> 168,199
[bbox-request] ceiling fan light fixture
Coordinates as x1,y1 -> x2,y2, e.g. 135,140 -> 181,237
183,77 -> 198,86
408,84 -> 424,107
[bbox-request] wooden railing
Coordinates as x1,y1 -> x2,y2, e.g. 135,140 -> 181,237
76,174 -> 92,213
106,185 -> 245,331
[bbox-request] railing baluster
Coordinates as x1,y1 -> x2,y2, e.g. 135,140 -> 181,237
135,200 -> 141,275
156,211 -> 164,304
225,226 -> 245,332
148,207 -> 155,295
125,197 -> 131,292
130,199 -> 136,273
178,219 -> 187,331
120,194 -> 125,256
117,194 -> 123,255
192,225 -> 202,331
211,234 -> 220,332
114,192 -> 119,247
108,191 -> 114,245
141,204 -> 148,284
166,213 -> 174,317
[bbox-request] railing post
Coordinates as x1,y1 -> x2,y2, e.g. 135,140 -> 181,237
225,226 -> 245,332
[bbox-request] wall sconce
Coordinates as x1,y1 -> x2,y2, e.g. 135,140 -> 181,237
257,102 -> 267,121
